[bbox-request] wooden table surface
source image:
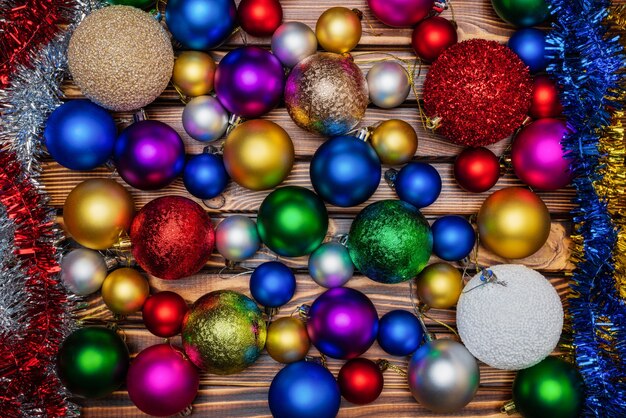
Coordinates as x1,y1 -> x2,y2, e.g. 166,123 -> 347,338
47,0 -> 574,416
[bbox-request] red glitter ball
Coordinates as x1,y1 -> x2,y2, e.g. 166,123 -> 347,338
423,39 -> 532,146
131,196 -> 215,280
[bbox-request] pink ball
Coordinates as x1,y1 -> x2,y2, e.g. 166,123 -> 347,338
127,344 -> 199,417
367,0 -> 434,27
511,119 -> 573,190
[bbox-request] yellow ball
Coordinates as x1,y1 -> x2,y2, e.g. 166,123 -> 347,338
266,317 -> 310,363
101,268 -> 149,315
63,179 -> 134,250
371,119 -> 418,165
223,120 -> 294,190
316,7 -> 362,54
172,51 -> 216,97
477,187 -> 551,259
415,262 -> 463,309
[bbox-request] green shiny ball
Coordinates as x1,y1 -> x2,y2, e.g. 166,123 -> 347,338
106,0 -> 155,9
347,200 -> 432,284
513,357 -> 584,418
491,0 -> 549,27
257,186 -> 329,257
57,327 -> 129,398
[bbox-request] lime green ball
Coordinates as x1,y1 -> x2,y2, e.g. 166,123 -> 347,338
107,0 -> 155,9
491,0 -> 549,27
257,186 -> 328,257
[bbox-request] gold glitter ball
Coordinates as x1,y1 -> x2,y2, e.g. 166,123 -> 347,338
68,6 -> 174,111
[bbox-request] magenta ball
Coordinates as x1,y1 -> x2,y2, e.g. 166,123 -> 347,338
306,287 -> 379,359
127,344 -> 199,417
368,0 -> 434,27
512,118 -> 573,190
114,120 -> 185,190
214,46 -> 285,118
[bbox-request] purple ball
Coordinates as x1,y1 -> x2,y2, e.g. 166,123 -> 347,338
306,287 -> 378,359
114,120 -> 185,190
214,46 -> 285,118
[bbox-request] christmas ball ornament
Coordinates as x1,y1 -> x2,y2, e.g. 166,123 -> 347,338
316,7 -> 362,54
182,290 -> 266,374
271,21 -> 318,68
285,53 -> 368,137
101,268 -> 149,315
478,187 -> 551,259
424,39 -> 532,146
431,215 -> 476,261
306,287 -> 378,359
214,46 -> 285,118
368,0 -> 434,27
68,6 -> 173,111
310,135 -> 381,207
183,153 -> 230,200
249,261 -> 296,308
238,0 -> 283,37
491,0 -> 548,27
338,358 -> 384,404
415,262 -> 463,309
257,186 -> 328,257
347,200 -> 432,284
44,100 -> 116,171
508,28 -> 547,73
182,95 -> 229,142
530,75 -> 562,119
457,264 -> 563,370
130,196 -> 215,280
127,344 -> 199,417
408,339 -> 479,413
269,361 -> 341,418
367,61 -> 411,108
411,17 -> 458,63
377,310 -> 423,356
512,119 -> 573,190
172,51 -> 216,98
222,120 -> 294,190
165,0 -> 236,49
266,317 -> 311,363
63,179 -> 134,250
114,120 -> 185,190
57,327 -> 129,399
308,242 -> 354,288
107,0 -> 154,9
215,215 -> 260,262
393,162 -> 442,208
370,119 -> 418,165
60,248 -> 108,296
142,291 -> 189,338
513,357 -> 584,418
454,147 -> 500,193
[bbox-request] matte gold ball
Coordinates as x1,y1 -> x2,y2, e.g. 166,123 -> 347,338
172,51 -> 216,97
266,317 -> 310,363
415,262 -> 463,309
316,7 -> 362,53
371,119 -> 418,165
101,268 -> 150,315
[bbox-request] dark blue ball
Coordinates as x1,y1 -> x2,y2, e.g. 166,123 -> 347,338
165,0 -> 236,50
394,162 -> 442,208
377,310 -> 423,356
310,136 -> 381,207
431,215 -> 476,261
183,153 -> 230,199
249,261 -> 295,308
269,361 -> 341,418
508,28 -> 547,73
44,100 -> 116,170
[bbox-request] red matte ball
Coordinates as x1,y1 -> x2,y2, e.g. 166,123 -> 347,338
238,0 -> 283,38
142,291 -> 189,338
454,147 -> 500,193
338,358 -> 384,405
411,16 -> 458,63
530,75 -> 563,119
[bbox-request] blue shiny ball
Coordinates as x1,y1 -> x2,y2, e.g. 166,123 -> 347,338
378,310 -> 423,356
183,153 -> 229,199
249,261 -> 296,308
166,0 -> 236,50
394,162 -> 442,208
431,215 -> 476,261
44,100 -> 116,170
508,28 -> 547,73
269,361 -> 340,418
310,136 -> 381,207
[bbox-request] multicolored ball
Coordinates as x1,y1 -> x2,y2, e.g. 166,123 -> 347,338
271,21 -> 318,68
